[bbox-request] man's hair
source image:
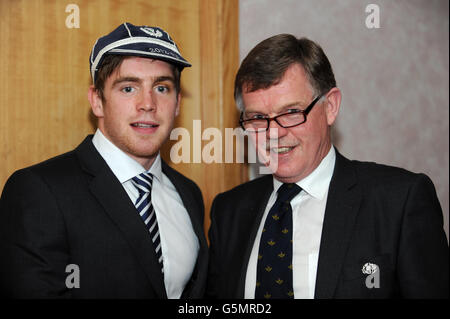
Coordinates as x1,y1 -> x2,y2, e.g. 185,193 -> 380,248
94,54 -> 181,102
234,34 -> 336,111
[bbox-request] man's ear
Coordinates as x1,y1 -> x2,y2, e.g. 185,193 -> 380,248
175,92 -> 181,117
324,87 -> 341,126
88,85 -> 104,118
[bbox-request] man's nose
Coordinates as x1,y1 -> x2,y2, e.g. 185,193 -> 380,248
138,90 -> 156,112
267,119 -> 288,140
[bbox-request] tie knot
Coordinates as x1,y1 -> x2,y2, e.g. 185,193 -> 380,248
277,183 -> 302,203
131,172 -> 153,194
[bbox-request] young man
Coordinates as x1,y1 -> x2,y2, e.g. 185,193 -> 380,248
207,34 -> 448,299
0,23 -> 207,299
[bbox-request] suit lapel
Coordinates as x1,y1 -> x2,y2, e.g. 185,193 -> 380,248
314,151 -> 362,299
236,175 -> 273,297
75,136 -> 167,299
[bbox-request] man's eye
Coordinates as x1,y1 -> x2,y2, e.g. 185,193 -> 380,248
286,109 -> 301,114
250,114 -> 266,120
121,86 -> 135,93
155,85 -> 169,93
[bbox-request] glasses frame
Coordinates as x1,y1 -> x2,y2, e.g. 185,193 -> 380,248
239,94 -> 323,132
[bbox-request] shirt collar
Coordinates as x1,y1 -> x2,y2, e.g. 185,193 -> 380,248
91,129 -> 162,184
273,146 -> 336,200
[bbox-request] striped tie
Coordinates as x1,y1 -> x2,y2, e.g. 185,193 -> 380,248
131,172 -> 163,273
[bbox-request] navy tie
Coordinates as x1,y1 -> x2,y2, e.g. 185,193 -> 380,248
131,172 -> 163,273
255,183 -> 302,299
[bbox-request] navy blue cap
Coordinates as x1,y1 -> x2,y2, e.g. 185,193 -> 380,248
89,22 -> 191,83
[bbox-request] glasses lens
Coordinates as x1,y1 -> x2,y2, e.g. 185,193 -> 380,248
242,119 -> 267,132
276,112 -> 306,127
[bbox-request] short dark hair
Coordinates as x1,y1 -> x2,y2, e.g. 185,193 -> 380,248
234,34 -> 336,110
94,54 -> 181,102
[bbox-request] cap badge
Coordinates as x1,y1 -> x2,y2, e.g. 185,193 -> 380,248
140,27 -> 163,38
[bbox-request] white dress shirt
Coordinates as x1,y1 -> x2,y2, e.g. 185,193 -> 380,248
92,129 -> 199,299
245,146 -> 336,299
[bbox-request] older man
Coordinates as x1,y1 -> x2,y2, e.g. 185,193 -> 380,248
207,34 -> 448,299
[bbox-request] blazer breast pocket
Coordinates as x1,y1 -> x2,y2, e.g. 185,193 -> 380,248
340,254 -> 395,298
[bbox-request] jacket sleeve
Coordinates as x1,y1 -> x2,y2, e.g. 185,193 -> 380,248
397,173 -> 449,298
0,169 -> 71,298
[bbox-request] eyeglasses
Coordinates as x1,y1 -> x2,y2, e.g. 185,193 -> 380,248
239,94 -> 323,132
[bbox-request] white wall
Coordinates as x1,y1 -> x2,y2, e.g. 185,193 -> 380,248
240,0 -> 449,239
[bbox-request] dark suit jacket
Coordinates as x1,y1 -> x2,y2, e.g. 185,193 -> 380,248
0,136 -> 208,298
207,151 -> 449,298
